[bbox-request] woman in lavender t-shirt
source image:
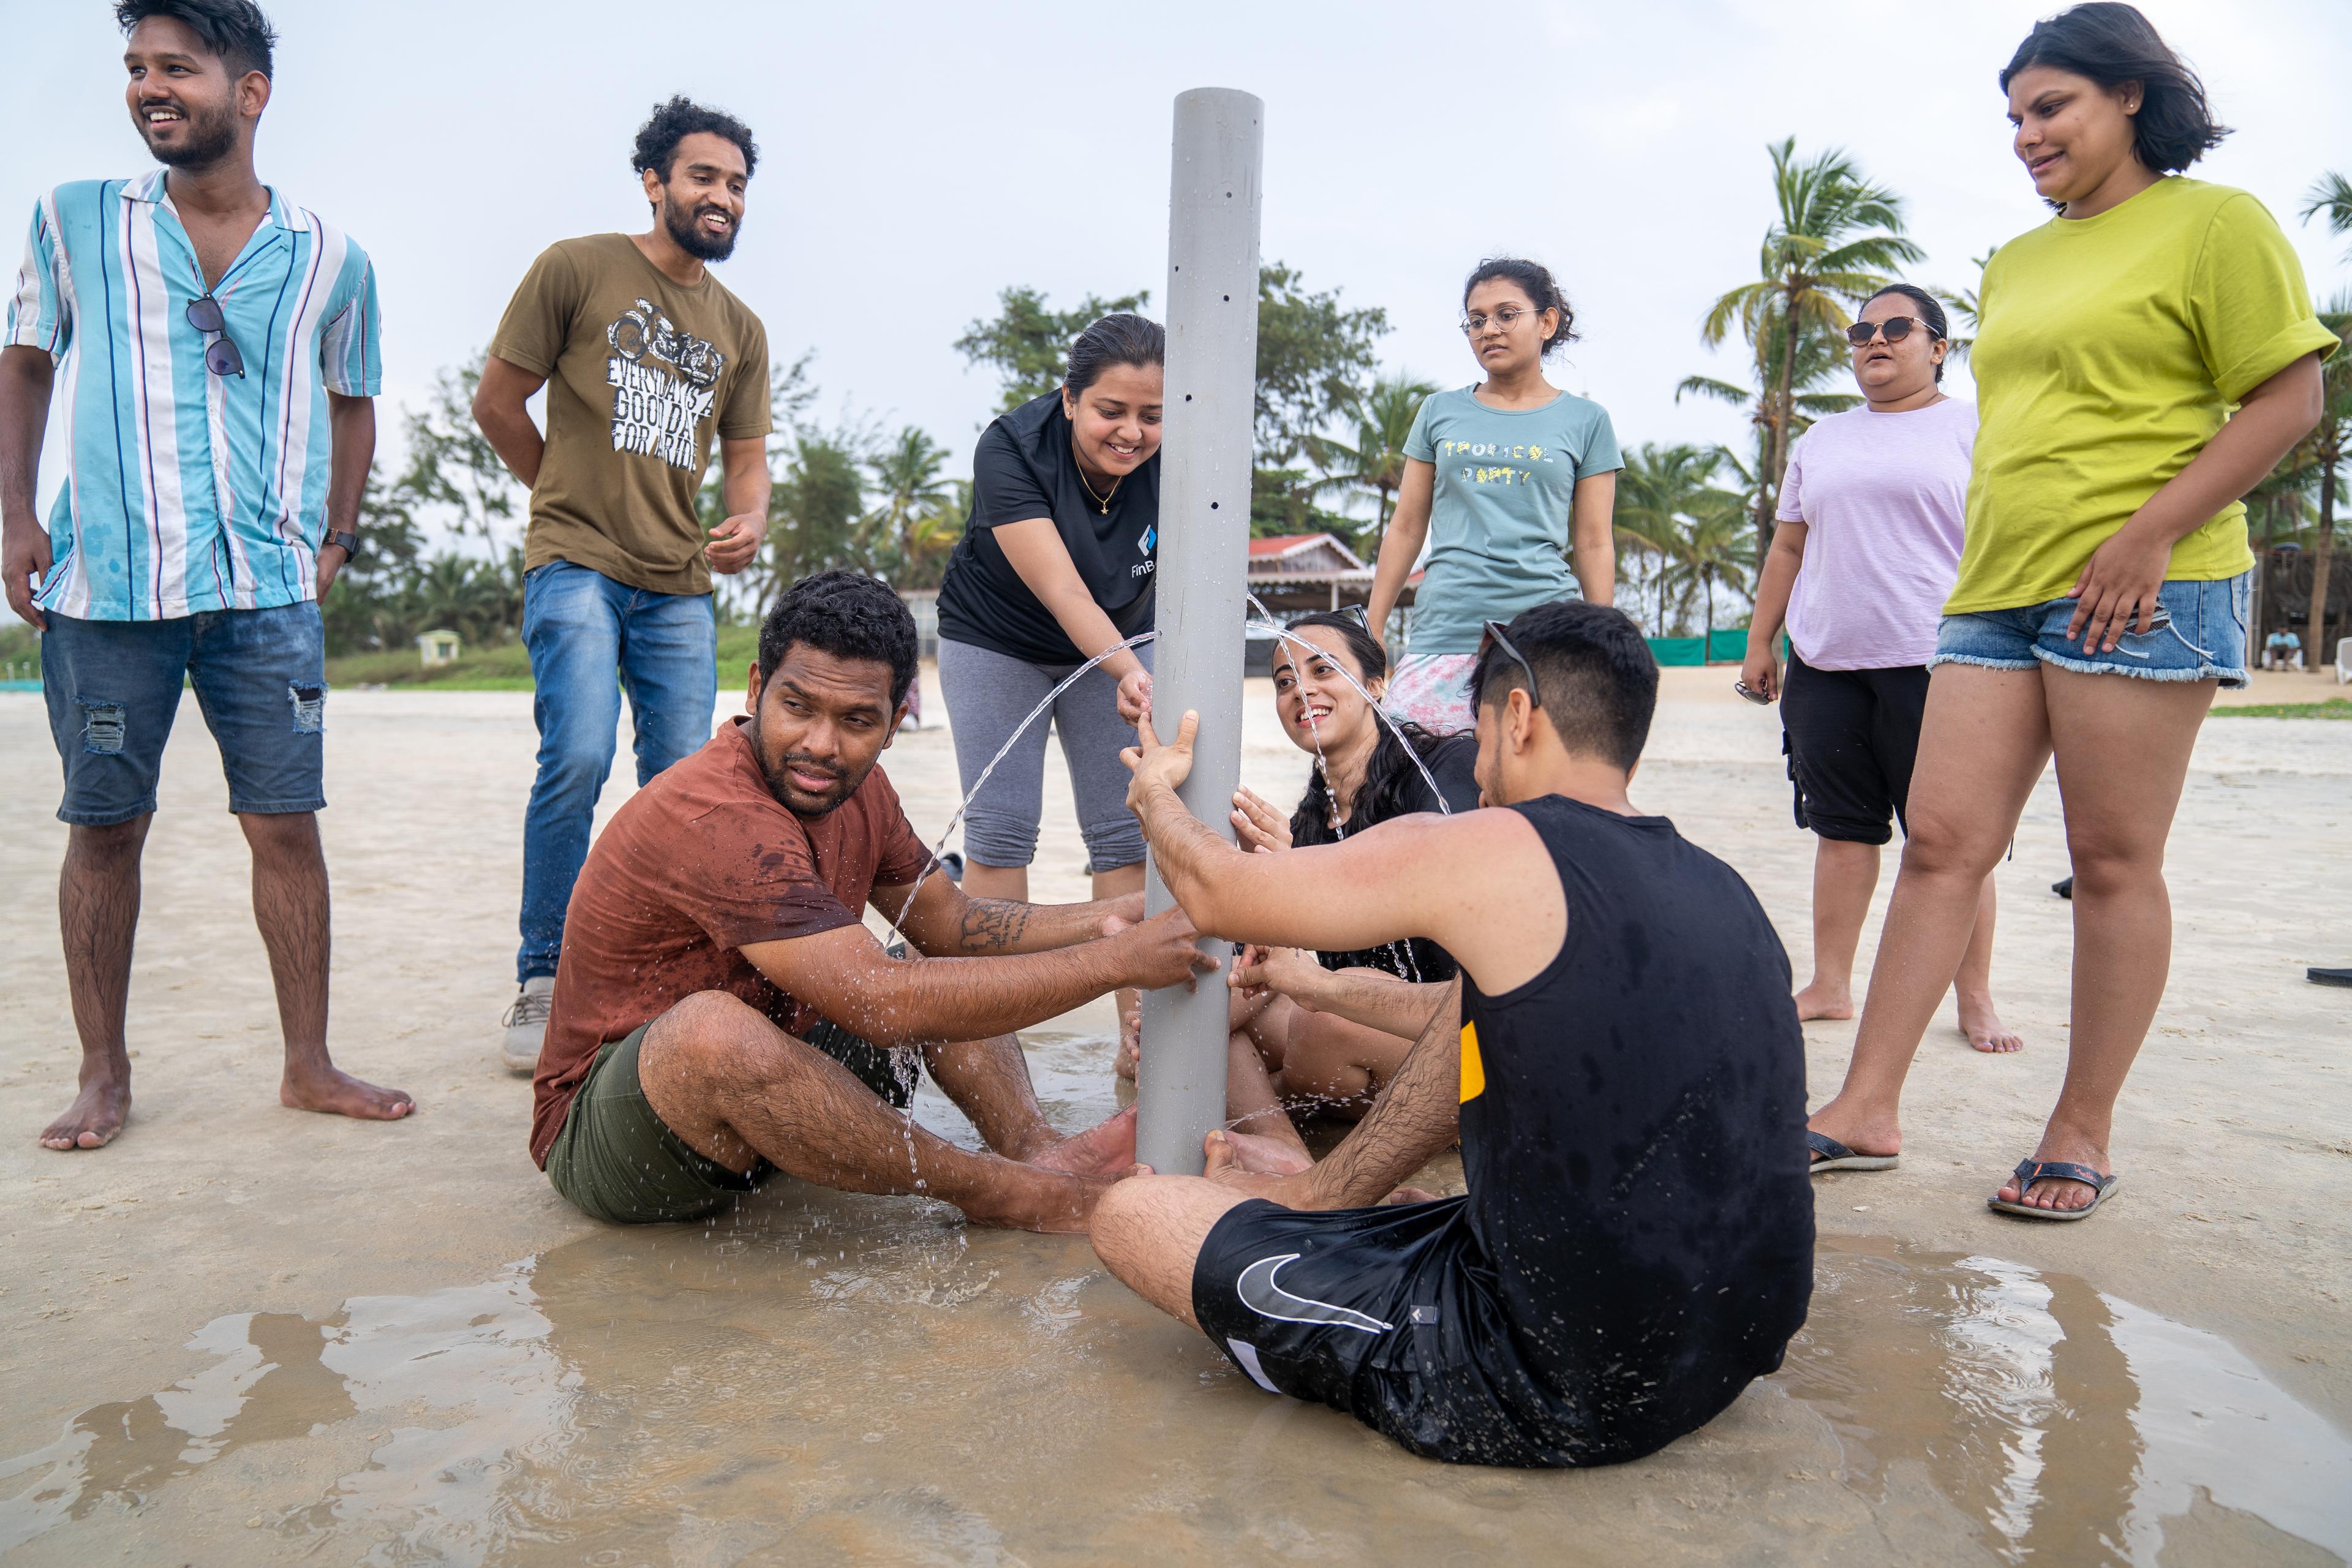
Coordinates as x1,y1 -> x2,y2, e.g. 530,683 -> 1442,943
1741,285 -> 2020,1058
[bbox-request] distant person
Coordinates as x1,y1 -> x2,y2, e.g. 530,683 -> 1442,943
474,97 -> 774,1074
933,314 -> 1164,1021
1118,609 -> 1481,1132
1741,285 -> 2021,1059
1095,601 -> 1812,1467
1366,258 -> 1621,735
1,0 -> 411,1150
2262,628 -> 2302,670
532,572 -> 1216,1230
1806,2 -> 2334,1218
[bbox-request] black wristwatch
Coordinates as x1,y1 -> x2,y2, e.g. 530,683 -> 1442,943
323,529 -> 361,560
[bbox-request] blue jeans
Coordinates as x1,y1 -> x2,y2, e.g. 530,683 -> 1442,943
41,602 -> 326,825
518,561 -> 717,982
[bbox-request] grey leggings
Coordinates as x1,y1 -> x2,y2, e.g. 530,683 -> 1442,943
937,636 -> 1152,873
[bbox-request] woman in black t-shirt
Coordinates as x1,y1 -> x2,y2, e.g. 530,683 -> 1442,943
935,314 -> 1163,912
1208,611 -> 1480,1120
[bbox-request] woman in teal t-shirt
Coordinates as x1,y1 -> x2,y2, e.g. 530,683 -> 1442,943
1365,257 -> 1622,734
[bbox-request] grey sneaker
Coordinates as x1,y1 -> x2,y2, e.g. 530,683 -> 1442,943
500,976 -> 554,1074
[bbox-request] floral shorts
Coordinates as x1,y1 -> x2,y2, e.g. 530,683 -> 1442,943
1384,654 -> 1480,736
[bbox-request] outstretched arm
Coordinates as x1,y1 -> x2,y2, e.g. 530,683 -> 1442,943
877,870 -> 1143,959
1212,976 -> 1464,1210
1234,946 -> 1453,1040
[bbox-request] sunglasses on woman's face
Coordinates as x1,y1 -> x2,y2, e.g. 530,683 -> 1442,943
185,294 -> 245,379
1845,315 -> 1934,348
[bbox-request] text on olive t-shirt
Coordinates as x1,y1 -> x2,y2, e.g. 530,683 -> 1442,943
1951,178 -> 2336,614
489,233 -> 771,598
528,719 -> 935,1167
934,390 -> 1160,666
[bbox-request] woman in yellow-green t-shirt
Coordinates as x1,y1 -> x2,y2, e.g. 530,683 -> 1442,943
1804,2 -> 2333,1221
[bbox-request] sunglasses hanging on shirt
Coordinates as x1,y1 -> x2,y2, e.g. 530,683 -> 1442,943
185,294 -> 246,379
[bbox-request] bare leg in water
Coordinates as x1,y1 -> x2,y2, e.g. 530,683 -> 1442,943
1808,665 -> 2212,1210
1796,837 -> 2019,1052
638,990 -> 1121,1232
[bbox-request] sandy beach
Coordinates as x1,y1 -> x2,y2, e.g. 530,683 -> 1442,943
1,665 -> 2348,1565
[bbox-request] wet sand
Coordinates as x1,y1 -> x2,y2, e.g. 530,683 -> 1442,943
1,667 -> 2348,1564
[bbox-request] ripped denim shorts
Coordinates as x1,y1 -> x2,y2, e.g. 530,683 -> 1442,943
1928,571 -> 2250,691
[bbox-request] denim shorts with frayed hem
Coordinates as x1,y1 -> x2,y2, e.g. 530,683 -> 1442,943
1928,572 -> 2250,692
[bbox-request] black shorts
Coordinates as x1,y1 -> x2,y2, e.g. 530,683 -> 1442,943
1192,1197 -> 1611,1468
1779,652 -> 1929,845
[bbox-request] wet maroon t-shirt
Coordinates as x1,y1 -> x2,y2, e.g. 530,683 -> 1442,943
529,718 -> 934,1167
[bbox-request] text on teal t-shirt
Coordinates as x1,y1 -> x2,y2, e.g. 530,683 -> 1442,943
1402,385 -> 1623,654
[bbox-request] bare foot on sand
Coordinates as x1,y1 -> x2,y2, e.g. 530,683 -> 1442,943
1958,993 -> 2024,1054
282,1060 -> 414,1121
1115,1005 -> 1140,1083
1793,981 -> 1856,1022
1030,1106 -> 1138,1177
1992,1126 -> 2112,1214
42,1064 -> 130,1150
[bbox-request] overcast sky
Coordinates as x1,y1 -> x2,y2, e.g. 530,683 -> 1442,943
6,0 -> 2348,532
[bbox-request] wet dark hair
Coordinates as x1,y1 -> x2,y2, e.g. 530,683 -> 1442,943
1064,313 -> 1166,398
631,96 -> 759,184
1861,284 -> 1950,383
115,0 -> 275,80
1462,258 -> 1577,357
1277,611 -> 1452,848
757,569 -> 916,710
1999,3 -> 2228,176
1470,600 -> 1657,771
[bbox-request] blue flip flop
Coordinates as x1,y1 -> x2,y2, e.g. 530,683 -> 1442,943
1988,1158 -> 2119,1220
1807,1130 -> 1898,1174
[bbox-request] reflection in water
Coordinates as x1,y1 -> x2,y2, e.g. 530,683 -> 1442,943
1784,1237 -> 2352,1564
4,1039 -> 2347,1567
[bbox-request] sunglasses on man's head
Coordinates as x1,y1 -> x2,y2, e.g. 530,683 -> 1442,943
1477,619 -> 1542,710
185,294 -> 244,379
1845,315 -> 1936,348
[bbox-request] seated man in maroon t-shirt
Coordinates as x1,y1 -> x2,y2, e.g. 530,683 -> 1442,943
530,570 -> 1214,1231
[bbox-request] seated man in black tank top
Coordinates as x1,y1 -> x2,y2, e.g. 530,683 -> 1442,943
1094,600 -> 1813,1467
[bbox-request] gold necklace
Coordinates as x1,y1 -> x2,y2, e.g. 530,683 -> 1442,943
1074,443 -> 1121,514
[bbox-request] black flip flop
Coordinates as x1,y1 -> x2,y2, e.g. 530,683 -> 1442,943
1807,1129 -> 1898,1174
1988,1158 -> 2119,1220
2309,967 -> 2351,988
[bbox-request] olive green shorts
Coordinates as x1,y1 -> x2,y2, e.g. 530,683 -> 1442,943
545,1014 -> 918,1226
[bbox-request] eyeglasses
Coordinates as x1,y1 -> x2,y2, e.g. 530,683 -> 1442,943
1477,619 -> 1542,710
1335,602 -> 1370,629
1459,307 -> 1534,337
185,294 -> 245,379
1844,315 -> 1937,348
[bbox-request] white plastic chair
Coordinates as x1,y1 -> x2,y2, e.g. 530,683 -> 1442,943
2336,635 -> 2351,685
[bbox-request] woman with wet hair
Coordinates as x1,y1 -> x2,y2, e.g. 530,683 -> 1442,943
1365,258 -> 1623,734
935,314 -> 1165,915
1741,284 -> 2020,1056
1117,610 -> 1479,1131
1806,2 -> 2334,1219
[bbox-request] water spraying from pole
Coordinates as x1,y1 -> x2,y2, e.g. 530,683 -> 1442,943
1135,88 -> 1264,1178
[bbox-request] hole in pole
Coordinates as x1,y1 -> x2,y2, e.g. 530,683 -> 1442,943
1210,502 -> 1219,510
1222,294 -> 1230,301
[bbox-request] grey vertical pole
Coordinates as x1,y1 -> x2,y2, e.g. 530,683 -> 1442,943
1136,88 -> 1263,1177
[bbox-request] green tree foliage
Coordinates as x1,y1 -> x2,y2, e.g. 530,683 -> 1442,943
2304,172 -> 2352,265
392,352 -> 527,580
1702,138 -> 1921,554
764,428 -> 870,595
955,285 -> 1152,412
864,426 -> 956,587
1306,372 -> 1440,554
1616,443 -> 1752,638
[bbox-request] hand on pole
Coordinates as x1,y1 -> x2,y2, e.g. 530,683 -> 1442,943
1121,708 -> 1198,812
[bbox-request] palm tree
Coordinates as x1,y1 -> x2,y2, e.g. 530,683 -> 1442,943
1306,372 -> 1440,554
2304,172 -> 2352,263
2296,300 -> 2351,673
1676,319 -> 1858,530
1702,138 -> 1923,556
864,426 -> 952,582
895,478 -> 971,593
1615,443 -> 1754,644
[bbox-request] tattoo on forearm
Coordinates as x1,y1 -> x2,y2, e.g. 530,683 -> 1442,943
959,899 -> 1033,954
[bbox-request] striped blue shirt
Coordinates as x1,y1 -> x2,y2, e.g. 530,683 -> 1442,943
5,172 -> 382,621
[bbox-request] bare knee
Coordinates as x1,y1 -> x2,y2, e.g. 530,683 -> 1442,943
643,991 -> 774,1084
238,810 -> 321,859
1896,813 -> 2004,882
2064,831 -> 2162,901
68,816 -> 150,864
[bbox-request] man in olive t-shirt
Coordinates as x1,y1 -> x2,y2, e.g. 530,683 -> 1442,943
473,96 -> 774,1072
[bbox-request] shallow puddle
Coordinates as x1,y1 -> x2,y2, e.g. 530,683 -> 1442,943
5,1035 -> 2348,1565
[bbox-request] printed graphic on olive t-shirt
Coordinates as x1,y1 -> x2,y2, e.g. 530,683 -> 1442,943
605,298 -> 726,469
489,233 -> 771,597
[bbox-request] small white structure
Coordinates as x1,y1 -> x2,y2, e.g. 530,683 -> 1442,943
417,628 -> 461,666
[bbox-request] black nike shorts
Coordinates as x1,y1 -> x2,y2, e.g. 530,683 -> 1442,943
1779,652 -> 1930,845
1191,1197 -> 1601,1467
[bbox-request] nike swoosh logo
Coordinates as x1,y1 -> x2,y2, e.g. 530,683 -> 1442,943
1234,1254 -> 1393,1335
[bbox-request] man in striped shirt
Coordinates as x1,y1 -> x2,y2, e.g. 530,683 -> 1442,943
0,0 -> 412,1152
